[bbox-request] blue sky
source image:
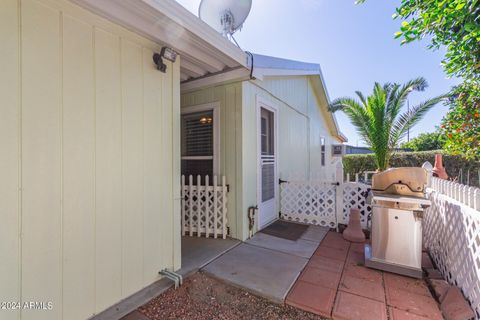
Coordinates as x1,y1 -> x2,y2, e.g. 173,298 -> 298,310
175,0 -> 459,146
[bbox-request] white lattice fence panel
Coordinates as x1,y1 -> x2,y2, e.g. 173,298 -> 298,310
338,182 -> 372,228
280,181 -> 337,227
424,190 -> 480,318
181,175 -> 228,239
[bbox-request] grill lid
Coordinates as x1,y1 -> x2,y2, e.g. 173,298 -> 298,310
371,167 -> 428,198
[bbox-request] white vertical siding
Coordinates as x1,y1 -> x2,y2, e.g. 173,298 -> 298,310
0,0 -> 181,319
258,76 -> 309,115
306,79 -> 339,181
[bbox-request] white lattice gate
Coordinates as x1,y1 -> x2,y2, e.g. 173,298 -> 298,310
280,180 -> 371,229
181,175 -> 228,239
280,181 -> 337,227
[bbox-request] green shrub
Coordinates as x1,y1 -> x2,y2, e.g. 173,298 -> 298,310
400,131 -> 446,151
343,150 -> 480,187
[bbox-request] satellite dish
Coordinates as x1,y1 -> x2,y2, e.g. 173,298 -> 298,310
199,0 -> 252,37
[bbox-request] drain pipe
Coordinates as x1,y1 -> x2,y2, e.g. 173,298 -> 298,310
248,206 -> 257,238
245,51 -> 255,80
159,269 -> 183,289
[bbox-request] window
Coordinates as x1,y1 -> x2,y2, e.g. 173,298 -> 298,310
261,109 -> 274,156
320,137 -> 326,166
181,109 -> 217,178
260,108 -> 275,201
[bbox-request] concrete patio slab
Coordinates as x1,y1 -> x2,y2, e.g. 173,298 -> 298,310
202,243 -> 308,303
299,225 -> 329,243
179,236 -> 240,277
245,232 -> 318,258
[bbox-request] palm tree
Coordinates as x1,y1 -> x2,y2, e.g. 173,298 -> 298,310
329,77 -> 448,171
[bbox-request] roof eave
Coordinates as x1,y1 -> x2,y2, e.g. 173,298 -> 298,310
69,0 -> 249,80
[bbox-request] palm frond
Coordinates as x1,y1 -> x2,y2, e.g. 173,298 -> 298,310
388,77 -> 429,123
390,94 -> 449,147
329,78 -> 445,171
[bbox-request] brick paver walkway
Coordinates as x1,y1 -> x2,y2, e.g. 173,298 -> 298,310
286,231 -> 443,320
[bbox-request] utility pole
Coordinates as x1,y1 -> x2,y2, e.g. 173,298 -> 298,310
407,100 -> 410,142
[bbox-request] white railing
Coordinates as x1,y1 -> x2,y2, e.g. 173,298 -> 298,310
424,178 -> 480,318
430,177 -> 480,210
181,175 -> 228,239
280,180 -> 371,229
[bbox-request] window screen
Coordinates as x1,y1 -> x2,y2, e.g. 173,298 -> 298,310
260,108 -> 275,201
181,110 -> 214,177
261,109 -> 274,155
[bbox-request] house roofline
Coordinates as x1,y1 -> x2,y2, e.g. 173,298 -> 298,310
69,0 -> 249,81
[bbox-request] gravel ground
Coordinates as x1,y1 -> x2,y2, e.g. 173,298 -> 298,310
139,272 -> 326,320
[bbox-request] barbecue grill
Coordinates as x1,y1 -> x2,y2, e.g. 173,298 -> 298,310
364,167 -> 431,278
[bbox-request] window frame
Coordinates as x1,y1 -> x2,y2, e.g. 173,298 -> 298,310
320,136 -> 326,167
181,102 -> 220,177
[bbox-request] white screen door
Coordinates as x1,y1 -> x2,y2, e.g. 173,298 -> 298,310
258,106 -> 277,228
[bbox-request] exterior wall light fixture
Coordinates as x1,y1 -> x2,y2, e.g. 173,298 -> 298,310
153,47 -> 177,73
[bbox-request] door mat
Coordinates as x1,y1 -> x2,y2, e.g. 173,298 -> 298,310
259,220 -> 308,241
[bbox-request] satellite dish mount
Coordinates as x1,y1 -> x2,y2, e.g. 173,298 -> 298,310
199,0 -> 252,41
220,10 -> 235,37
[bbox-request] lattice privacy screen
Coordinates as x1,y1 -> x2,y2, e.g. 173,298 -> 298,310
280,181 -> 337,227
338,182 -> 372,228
424,190 -> 480,318
280,181 -> 371,229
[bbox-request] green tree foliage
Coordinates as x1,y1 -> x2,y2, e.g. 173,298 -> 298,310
400,130 -> 446,151
441,82 -> 480,160
357,0 -> 480,81
329,77 -> 447,171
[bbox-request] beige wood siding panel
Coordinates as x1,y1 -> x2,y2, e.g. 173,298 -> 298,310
121,39 -> 145,297
3,1 -> 180,318
94,27 -> 123,313
172,58 -> 182,270
62,14 -> 96,319
143,47 -> 165,285
21,1 -> 62,319
161,60 -> 174,273
0,1 -> 20,319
